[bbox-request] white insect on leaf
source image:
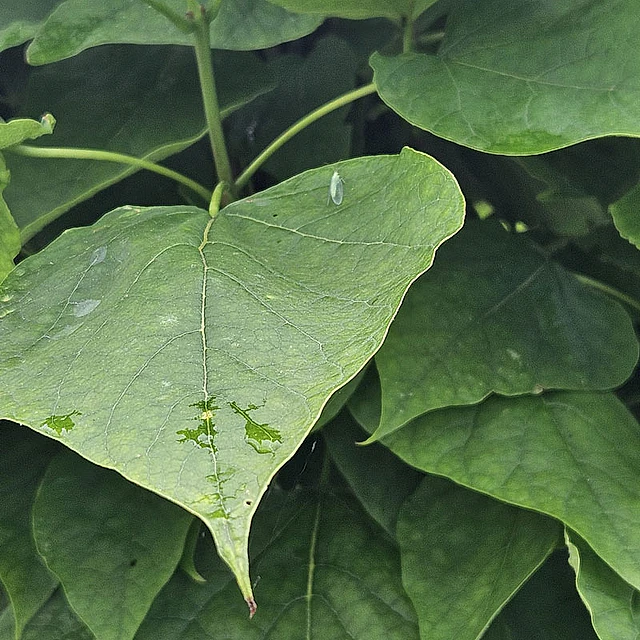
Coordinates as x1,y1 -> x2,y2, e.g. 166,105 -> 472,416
328,170 -> 344,206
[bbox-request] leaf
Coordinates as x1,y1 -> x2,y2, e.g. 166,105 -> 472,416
397,476 -> 560,640
136,485 -> 419,639
5,45 -> 272,240
371,0 -> 640,154
32,450 -> 193,640
611,181 -> 640,249
368,220 -> 638,441
26,0 -> 323,65
0,423 -> 59,638
0,114 -> 55,150
566,530 -> 640,640
0,148 -> 465,607
0,0 -> 60,53
20,588 -> 94,640
324,412 -> 422,536
0,155 -> 20,283
266,0 -> 412,19
375,391 -> 640,593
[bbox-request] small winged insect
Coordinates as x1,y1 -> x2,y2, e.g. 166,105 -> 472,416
328,170 -> 344,205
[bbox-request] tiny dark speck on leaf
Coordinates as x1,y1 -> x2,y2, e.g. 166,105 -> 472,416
129,559 -> 137,567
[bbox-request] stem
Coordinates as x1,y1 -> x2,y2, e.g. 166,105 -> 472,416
402,16 -> 414,53
9,145 -> 211,203
573,272 -> 640,314
235,83 -> 378,192
191,6 -> 234,195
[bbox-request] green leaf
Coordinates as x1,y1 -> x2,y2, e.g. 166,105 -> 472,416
397,476 -> 560,640
375,391 -> 640,593
611,182 -> 640,249
0,155 -> 20,283
136,485 -> 419,639
32,450 -> 193,640
566,530 -> 640,640
0,423 -> 58,639
5,45 -> 272,240
21,588 -> 94,640
371,0 -> 640,154
369,220 -> 638,441
0,148 -> 465,607
266,0 -> 412,19
26,0 -> 323,65
0,0 -> 60,53
324,412 -> 422,536
0,114 -> 55,150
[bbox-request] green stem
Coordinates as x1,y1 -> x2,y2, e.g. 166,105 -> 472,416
235,83 -> 378,192
191,6 -> 234,195
9,145 -> 211,203
402,15 -> 414,53
573,272 -> 640,314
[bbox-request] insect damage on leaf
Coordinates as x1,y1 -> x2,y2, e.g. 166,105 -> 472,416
41,411 -> 81,435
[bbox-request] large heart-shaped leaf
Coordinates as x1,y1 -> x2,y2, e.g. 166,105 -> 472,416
5,46 -> 272,242
33,450 -> 193,640
363,390 -> 640,594
566,530 -> 640,640
0,148 -> 464,608
26,0 -> 323,65
136,485 -> 419,639
368,220 -> 638,441
372,0 -> 640,154
397,476 -> 560,640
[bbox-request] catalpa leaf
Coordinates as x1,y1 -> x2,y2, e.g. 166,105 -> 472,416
372,0 -> 640,154
26,0 -> 323,65
136,485 -> 419,639
368,220 -> 638,441
0,148 -> 464,609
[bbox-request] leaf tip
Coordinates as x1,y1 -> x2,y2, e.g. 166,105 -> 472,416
246,597 -> 257,619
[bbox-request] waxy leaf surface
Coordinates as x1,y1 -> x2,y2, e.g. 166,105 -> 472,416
372,0 -> 640,154
370,220 -> 638,440
26,0 -> 323,64
5,46 -> 272,241
374,391 -> 640,593
0,148 -> 464,606
136,486 -> 419,639
398,476 -> 560,640
33,451 -> 193,640
0,424 -> 58,638
566,530 -> 640,640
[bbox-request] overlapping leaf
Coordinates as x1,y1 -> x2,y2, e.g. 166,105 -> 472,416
366,391 -> 640,594
566,530 -> 640,640
5,46 -> 272,241
0,0 -> 60,53
0,423 -> 58,639
136,486 -> 419,639
397,476 -> 560,640
368,220 -> 638,441
610,181 -> 640,250
0,148 -> 465,607
372,0 -> 640,154
25,0 -> 323,65
33,450 -> 193,640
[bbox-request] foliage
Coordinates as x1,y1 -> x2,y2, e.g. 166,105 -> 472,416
0,1 -> 639,638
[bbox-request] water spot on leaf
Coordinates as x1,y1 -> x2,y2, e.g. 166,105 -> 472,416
41,410 -> 81,435
230,401 -> 282,455
91,246 -> 107,265
71,299 -> 101,317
